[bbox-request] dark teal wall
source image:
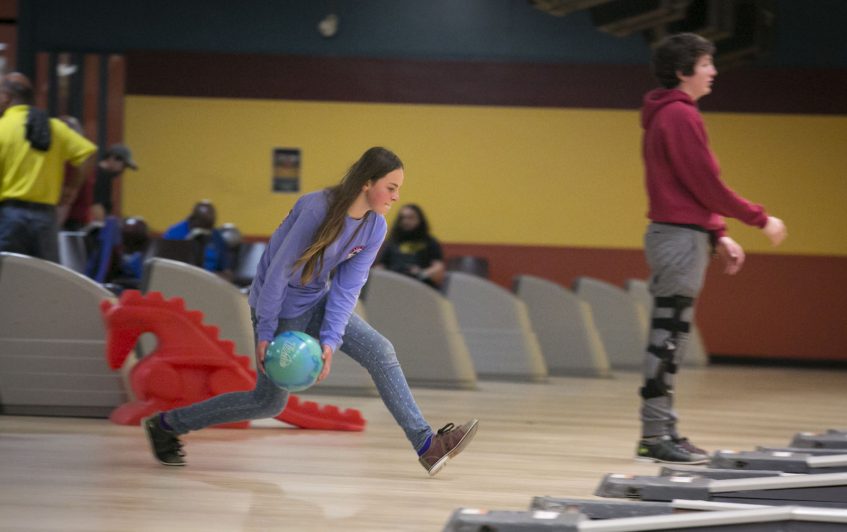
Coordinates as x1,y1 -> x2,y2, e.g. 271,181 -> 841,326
19,0 -> 847,67
20,0 -> 646,62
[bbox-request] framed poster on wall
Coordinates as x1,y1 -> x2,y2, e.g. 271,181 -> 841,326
272,147 -> 300,193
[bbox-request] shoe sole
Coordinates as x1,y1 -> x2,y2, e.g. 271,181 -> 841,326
141,416 -> 186,467
427,419 -> 479,477
635,455 -> 709,465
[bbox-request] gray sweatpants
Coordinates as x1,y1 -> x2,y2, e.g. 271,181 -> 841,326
640,223 -> 710,439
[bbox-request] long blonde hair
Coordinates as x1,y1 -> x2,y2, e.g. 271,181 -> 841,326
295,147 -> 403,284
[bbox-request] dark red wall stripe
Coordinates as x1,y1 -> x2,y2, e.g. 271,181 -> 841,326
126,51 -> 847,114
442,243 -> 847,362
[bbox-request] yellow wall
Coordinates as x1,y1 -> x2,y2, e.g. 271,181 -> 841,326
124,96 -> 847,255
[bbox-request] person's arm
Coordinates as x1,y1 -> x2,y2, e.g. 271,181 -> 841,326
254,204 -> 320,372
59,162 -> 95,207
418,237 -> 445,286
715,226 -> 786,276
761,216 -> 787,245
253,202 -> 318,345
59,158 -> 95,207
55,120 -> 97,206
716,236 -> 746,275
318,219 -> 386,379
663,105 -> 768,230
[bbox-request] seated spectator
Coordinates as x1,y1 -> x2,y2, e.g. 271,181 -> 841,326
163,200 -> 230,276
377,204 -> 445,289
90,144 -> 139,222
218,222 -> 243,273
64,142 -> 139,230
118,216 -> 150,281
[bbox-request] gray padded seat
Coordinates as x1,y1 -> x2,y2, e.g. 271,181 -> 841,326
444,271 -> 547,382
57,231 -> 88,274
0,252 -> 124,416
142,258 -> 255,359
514,275 -> 611,378
363,269 -> 477,389
233,241 -> 267,287
572,276 -> 647,371
147,238 -> 202,267
625,279 -> 708,367
141,258 -> 376,395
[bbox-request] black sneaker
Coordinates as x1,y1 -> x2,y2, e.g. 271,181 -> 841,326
673,436 -> 708,456
636,436 -> 708,465
142,414 -> 186,466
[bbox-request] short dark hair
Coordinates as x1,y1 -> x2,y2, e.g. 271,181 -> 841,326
651,33 -> 715,89
0,77 -> 34,105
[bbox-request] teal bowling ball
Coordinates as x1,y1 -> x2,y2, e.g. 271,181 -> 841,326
263,331 -> 324,391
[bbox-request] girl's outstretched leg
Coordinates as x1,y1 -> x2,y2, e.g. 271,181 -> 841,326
339,312 -> 479,476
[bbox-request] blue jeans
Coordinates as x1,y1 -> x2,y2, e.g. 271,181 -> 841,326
165,298 -> 433,451
0,201 -> 59,262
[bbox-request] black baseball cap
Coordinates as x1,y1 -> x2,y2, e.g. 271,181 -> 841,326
105,143 -> 138,170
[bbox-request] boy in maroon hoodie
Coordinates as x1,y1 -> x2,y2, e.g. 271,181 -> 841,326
637,33 -> 787,464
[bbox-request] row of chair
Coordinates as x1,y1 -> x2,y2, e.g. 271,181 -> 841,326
57,222 -> 267,288
362,270 -> 706,390
0,252 -> 708,416
0,253 -> 123,416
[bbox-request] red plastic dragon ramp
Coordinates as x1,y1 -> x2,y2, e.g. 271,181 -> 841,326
100,290 -> 365,431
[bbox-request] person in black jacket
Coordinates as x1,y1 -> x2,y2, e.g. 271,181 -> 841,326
377,204 -> 445,289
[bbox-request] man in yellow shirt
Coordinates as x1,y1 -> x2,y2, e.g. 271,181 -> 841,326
0,72 -> 97,261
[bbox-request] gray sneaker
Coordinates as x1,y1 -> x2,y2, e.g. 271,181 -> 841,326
636,436 -> 707,465
142,414 -> 186,466
673,436 -> 708,457
419,419 -> 479,476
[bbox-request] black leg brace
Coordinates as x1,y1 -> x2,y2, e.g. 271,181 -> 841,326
640,295 -> 694,400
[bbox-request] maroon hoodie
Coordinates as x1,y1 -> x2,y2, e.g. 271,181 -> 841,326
641,88 -> 767,238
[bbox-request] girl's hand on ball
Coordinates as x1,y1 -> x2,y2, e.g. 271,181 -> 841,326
317,345 -> 333,382
255,340 -> 269,374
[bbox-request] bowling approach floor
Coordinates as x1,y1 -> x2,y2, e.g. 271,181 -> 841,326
2,365 -> 845,531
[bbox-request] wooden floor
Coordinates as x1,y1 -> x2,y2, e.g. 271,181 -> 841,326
1,365 -> 845,531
